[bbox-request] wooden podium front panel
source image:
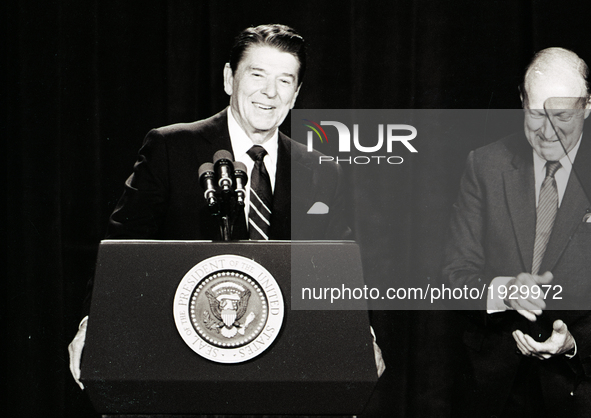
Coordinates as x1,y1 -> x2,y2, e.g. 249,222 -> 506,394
82,240 -> 377,415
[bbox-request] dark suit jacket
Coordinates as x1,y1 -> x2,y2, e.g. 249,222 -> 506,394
106,108 -> 351,241
80,109 -> 351,316
443,131 -> 591,417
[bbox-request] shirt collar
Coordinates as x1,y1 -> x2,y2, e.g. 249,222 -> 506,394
227,107 -> 278,166
532,133 -> 582,177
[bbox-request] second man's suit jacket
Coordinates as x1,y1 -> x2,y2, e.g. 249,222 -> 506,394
443,130 -> 591,417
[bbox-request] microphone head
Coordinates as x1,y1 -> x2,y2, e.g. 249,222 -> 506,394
213,150 -> 234,164
233,161 -> 248,187
213,150 -> 234,191
198,162 -> 215,179
233,161 -> 247,175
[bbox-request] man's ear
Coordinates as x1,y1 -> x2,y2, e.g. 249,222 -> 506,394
289,83 -> 302,109
223,63 -> 233,96
518,84 -> 525,108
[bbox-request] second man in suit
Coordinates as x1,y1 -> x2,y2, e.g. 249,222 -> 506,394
443,47 -> 591,417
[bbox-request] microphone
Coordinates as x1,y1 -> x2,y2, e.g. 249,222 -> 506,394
233,161 -> 248,206
198,162 -> 217,206
213,150 -> 234,192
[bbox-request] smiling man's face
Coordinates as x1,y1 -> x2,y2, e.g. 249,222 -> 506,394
522,67 -> 590,161
224,45 -> 301,144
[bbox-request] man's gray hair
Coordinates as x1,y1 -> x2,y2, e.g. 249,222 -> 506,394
522,47 -> 590,106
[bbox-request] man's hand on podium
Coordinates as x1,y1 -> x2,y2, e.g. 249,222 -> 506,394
68,317 -> 385,384
371,327 -> 386,377
68,316 -> 87,390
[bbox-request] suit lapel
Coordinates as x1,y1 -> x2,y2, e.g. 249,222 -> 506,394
190,110 -> 232,198
540,133 -> 591,272
188,108 -> 233,170
194,108 -> 245,239
200,108 -> 233,154
268,133 -> 292,239
503,138 -> 536,273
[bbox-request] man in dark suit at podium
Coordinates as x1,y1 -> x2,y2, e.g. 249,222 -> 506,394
69,23 -> 383,389
102,24 -> 351,243
443,47 -> 591,417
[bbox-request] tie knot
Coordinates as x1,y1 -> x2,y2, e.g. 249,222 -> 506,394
545,161 -> 561,178
247,145 -> 267,162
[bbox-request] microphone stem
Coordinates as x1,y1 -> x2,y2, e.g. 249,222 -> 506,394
221,216 -> 231,241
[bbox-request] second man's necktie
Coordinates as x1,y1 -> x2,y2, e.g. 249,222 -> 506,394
532,161 -> 561,275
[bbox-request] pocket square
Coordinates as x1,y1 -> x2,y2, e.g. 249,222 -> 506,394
307,202 -> 329,214
583,212 -> 591,223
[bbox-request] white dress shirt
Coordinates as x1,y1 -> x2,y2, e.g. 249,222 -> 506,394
227,107 -> 278,221
532,136 -> 581,207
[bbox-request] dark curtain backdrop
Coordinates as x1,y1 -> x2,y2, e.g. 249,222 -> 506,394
7,1 -> 591,417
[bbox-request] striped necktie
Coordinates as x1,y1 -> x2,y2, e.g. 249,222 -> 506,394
532,161 -> 561,275
247,145 -> 273,240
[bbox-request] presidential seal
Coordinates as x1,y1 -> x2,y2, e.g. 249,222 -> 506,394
173,255 -> 284,363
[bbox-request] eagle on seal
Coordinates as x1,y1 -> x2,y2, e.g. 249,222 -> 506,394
205,289 -> 251,338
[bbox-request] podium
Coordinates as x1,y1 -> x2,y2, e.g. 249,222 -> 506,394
81,240 -> 377,415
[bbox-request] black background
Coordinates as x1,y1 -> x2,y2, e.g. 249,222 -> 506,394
7,0 -> 591,416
